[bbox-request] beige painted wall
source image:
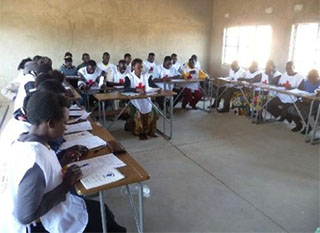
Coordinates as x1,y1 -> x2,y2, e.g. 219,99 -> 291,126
0,0 -> 213,101
209,0 -> 320,77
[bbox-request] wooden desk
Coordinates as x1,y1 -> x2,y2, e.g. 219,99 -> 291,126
65,84 -> 82,102
74,121 -> 149,233
94,90 -> 176,140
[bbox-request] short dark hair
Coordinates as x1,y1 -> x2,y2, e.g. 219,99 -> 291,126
124,53 -> 131,58
164,56 -> 172,63
64,52 -> 72,59
49,70 -> 65,83
38,79 -> 66,94
33,55 -> 42,61
23,91 -> 36,114
82,53 -> 90,58
118,60 -> 126,66
87,60 -> 97,67
65,57 -> 73,63
132,58 -> 143,67
35,73 -> 55,87
37,57 -> 52,66
17,58 -> 32,71
148,52 -> 155,57
171,53 -> 177,57
27,91 -> 68,126
103,52 -> 110,57
36,63 -> 52,74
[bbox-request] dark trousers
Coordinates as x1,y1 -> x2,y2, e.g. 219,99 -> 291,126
182,88 -> 203,108
267,97 -> 292,119
30,199 -> 126,233
221,87 -> 237,110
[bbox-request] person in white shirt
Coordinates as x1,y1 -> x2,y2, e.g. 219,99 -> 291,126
238,61 -> 262,81
171,53 -> 182,73
267,61 -> 305,120
124,58 -> 160,140
181,58 -> 208,110
77,60 -> 103,91
191,55 -> 201,70
97,52 -> 116,74
143,52 -> 158,77
152,56 -> 180,109
106,60 -> 128,86
217,61 -> 246,113
124,53 -> 132,73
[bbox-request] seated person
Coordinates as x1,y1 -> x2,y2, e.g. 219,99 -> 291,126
267,61 -> 305,121
287,69 -> 320,133
191,54 -> 201,70
258,60 -> 282,85
216,61 -> 246,112
1,57 -> 32,101
77,53 -> 90,70
124,53 -> 132,73
171,53 -> 182,73
0,91 -> 126,233
64,52 -> 72,59
124,58 -> 160,140
180,58 -> 208,110
77,60 -> 104,91
97,52 -> 117,74
143,52 -> 158,77
238,61 -> 262,82
60,57 -> 77,77
153,56 -> 181,109
106,60 -> 128,86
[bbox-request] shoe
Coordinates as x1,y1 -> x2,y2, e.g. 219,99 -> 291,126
182,103 -> 187,109
279,116 -> 286,122
291,124 -> 303,132
139,133 -> 148,140
217,108 -> 229,113
301,126 -> 312,135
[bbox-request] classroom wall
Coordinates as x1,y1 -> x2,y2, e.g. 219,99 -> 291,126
209,0 -> 320,77
0,0 -> 214,102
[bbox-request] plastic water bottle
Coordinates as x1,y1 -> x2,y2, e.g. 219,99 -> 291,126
120,184 -> 151,198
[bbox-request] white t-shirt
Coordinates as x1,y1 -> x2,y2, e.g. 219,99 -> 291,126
78,67 -> 102,87
244,69 -> 263,79
277,72 -> 305,103
154,65 -> 180,90
97,62 -> 116,73
181,65 -> 202,92
14,73 -> 36,111
107,69 -> 128,84
228,68 -> 246,81
172,62 -> 182,73
0,119 -> 31,149
260,71 -> 282,84
143,60 -> 158,77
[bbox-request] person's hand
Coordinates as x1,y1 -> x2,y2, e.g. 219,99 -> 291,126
136,88 -> 145,94
62,165 -> 82,191
60,145 -> 89,167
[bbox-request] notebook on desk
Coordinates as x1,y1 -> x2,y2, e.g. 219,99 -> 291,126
65,121 -> 93,134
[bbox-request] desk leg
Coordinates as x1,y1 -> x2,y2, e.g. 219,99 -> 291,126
311,102 -> 320,144
305,100 -> 315,141
209,80 -> 213,113
170,95 -> 173,139
215,84 -> 220,109
126,185 -> 142,233
138,183 -> 144,233
102,101 -> 106,128
98,100 -> 101,124
107,103 -> 130,130
99,191 -> 107,233
163,96 -> 166,135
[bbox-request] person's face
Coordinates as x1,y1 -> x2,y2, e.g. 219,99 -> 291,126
125,56 -> 132,65
133,63 -> 143,76
164,60 -> 172,69
172,56 -> 177,64
65,61 -> 73,68
103,54 -> 110,64
231,62 -> 239,71
47,107 -> 68,141
118,63 -> 126,73
148,55 -> 155,63
249,63 -> 258,73
189,60 -> 195,69
87,65 -> 96,74
83,55 -> 90,63
286,63 -> 295,75
265,64 -> 275,75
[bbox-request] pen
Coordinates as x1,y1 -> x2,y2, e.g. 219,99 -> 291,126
79,163 -> 89,168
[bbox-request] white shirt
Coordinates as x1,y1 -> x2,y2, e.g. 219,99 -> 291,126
277,72 -> 305,103
78,67 -> 102,87
107,69 -> 128,84
228,68 -> 246,81
195,61 -> 201,70
155,65 -> 180,90
125,63 -> 132,74
14,73 -> 36,111
97,62 -> 116,74
244,69 -> 263,79
260,71 -> 282,84
172,62 -> 182,73
181,65 -> 202,92
143,60 -> 158,77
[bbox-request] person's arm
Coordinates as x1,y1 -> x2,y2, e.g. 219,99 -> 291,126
298,80 -> 305,91
199,70 -> 208,80
148,76 -> 158,88
248,73 -> 262,83
124,76 -> 136,92
273,75 -> 282,86
15,163 -> 68,225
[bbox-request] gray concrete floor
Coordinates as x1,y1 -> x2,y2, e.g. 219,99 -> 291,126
103,106 -> 319,233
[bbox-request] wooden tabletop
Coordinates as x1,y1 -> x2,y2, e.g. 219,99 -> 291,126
66,85 -> 82,102
74,121 -> 150,195
94,90 -> 176,101
154,78 -> 207,84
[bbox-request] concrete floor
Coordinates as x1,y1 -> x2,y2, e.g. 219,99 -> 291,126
103,107 -> 319,233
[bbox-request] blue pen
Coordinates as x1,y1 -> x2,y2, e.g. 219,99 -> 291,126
80,163 -> 89,168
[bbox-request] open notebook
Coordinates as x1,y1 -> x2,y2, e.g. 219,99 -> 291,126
60,131 -> 106,150
68,153 -> 126,189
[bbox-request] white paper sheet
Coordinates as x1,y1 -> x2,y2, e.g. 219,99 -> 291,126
69,110 -> 87,116
65,121 -> 92,134
70,104 -> 82,110
60,135 -> 106,150
68,112 -> 92,124
81,168 -> 124,189
122,92 -> 140,97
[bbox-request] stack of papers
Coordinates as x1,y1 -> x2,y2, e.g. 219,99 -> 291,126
69,110 -> 88,117
65,121 -> 92,134
122,92 -> 140,97
69,153 -> 126,189
60,131 -> 106,150
289,89 -> 315,96
68,111 -> 92,124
